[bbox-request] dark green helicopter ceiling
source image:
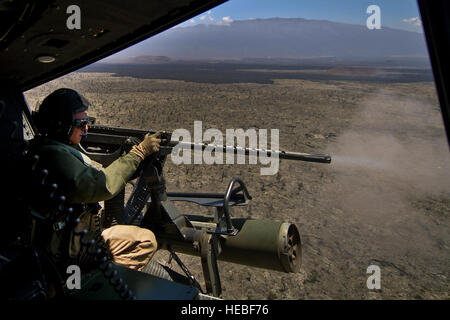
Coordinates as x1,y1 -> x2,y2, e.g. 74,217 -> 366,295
0,0 -> 226,91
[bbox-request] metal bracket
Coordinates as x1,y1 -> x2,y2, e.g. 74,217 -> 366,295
209,178 -> 252,236
168,248 -> 203,293
200,232 -> 222,297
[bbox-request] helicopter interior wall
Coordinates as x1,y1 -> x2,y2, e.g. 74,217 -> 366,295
0,0 -> 227,92
0,90 -> 26,160
0,90 -> 28,244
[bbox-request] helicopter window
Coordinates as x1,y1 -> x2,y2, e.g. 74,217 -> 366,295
22,110 -> 35,140
23,0 -> 449,301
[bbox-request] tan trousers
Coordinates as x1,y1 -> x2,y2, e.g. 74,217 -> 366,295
102,225 -> 157,271
69,210 -> 157,271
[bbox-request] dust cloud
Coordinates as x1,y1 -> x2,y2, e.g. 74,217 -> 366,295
325,88 -> 450,256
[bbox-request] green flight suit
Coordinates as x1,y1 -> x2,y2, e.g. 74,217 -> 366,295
36,139 -> 141,204
35,138 -> 157,271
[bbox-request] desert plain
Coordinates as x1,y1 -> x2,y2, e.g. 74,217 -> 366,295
24,62 -> 450,299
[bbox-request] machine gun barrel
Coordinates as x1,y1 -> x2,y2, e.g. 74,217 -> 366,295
84,124 -> 332,164
174,141 -> 331,164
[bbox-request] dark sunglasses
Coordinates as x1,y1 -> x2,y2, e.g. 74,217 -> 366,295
72,118 -> 89,129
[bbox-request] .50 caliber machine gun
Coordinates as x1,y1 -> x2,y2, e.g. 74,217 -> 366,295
78,120 -> 332,297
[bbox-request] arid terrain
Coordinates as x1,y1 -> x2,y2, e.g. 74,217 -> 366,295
24,64 -> 449,300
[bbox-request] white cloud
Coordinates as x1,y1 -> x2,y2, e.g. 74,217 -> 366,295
184,10 -> 231,27
402,17 -> 422,27
222,16 -> 233,23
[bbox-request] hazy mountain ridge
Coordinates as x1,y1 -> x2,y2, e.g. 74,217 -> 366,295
106,18 -> 428,62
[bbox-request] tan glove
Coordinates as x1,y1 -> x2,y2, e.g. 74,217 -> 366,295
129,132 -> 161,160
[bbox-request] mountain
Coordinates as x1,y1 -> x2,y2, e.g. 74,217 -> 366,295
125,55 -> 171,63
103,55 -> 172,64
104,18 -> 428,62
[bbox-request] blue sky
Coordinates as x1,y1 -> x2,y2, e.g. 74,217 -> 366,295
102,0 -> 424,61
179,0 -> 423,33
